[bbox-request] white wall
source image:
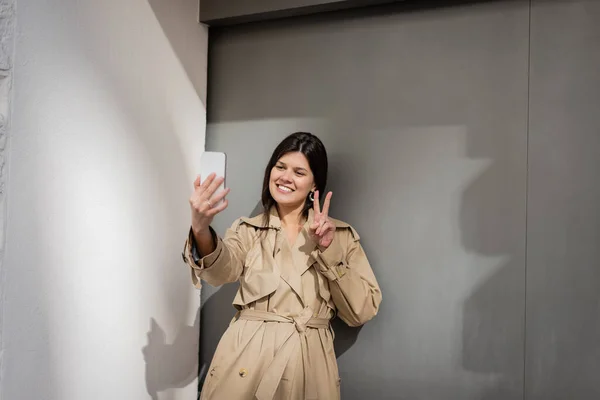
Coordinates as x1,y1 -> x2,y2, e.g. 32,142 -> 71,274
1,0 -> 207,399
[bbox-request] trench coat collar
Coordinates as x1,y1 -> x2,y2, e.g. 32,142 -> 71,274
240,206 -> 316,230
240,206 -> 353,232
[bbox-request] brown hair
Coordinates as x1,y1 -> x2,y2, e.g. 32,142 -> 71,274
261,132 -> 328,226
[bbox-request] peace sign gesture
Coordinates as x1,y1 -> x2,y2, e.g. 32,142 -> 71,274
309,190 -> 336,249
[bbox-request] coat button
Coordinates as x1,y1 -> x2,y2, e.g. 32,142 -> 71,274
239,368 -> 248,377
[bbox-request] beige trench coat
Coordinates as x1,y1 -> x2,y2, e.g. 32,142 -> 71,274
182,208 -> 382,400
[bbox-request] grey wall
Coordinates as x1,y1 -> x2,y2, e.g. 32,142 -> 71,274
526,1 -> 600,399
202,1 -> 600,399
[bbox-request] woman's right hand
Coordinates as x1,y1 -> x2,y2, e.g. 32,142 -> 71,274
189,173 -> 230,235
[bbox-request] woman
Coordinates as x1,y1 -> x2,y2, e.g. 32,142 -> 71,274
183,132 -> 382,399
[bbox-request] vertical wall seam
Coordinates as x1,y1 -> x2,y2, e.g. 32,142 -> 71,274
523,0 -> 533,399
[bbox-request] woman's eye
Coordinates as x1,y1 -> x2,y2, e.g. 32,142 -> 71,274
276,165 -> 284,170
296,171 -> 306,176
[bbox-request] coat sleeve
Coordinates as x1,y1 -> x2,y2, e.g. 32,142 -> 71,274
182,218 -> 253,288
311,226 -> 382,327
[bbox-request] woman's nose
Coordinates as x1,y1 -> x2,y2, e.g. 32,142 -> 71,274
281,170 -> 293,182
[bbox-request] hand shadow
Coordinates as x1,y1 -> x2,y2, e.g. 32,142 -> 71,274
142,309 -> 200,400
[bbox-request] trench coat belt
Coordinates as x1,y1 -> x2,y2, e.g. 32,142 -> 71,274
238,308 -> 331,400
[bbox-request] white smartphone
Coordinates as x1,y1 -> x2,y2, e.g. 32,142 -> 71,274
200,151 -> 227,206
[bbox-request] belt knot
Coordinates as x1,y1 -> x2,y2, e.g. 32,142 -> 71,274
292,307 -> 314,333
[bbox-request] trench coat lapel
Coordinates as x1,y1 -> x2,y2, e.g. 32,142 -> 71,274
250,207 -> 306,305
296,209 -> 318,276
277,234 -> 305,305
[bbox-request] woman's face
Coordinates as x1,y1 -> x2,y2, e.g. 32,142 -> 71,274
269,152 -> 316,209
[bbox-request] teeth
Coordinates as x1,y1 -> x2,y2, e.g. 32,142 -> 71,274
278,185 -> 293,192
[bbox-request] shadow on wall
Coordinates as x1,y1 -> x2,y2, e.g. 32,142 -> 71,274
143,309 -> 201,400
142,1 -> 210,398
147,0 -> 208,106
202,1 -> 529,398
459,124 -> 526,400
70,0 -> 207,399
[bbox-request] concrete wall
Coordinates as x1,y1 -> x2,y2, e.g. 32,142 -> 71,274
205,2 -> 529,399
204,0 -> 600,399
1,0 -> 207,399
526,1 -> 600,399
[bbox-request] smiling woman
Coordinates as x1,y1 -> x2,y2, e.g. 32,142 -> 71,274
182,132 -> 382,400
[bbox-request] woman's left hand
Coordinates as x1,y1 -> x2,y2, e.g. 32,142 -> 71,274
309,190 -> 336,249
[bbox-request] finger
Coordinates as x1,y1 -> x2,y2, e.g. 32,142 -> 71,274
208,198 -> 229,216
211,187 -> 231,204
322,191 -> 333,217
309,221 -> 319,233
204,176 -> 224,199
313,190 -> 321,214
316,221 -> 326,236
199,173 -> 216,191
317,222 -> 329,236
194,175 -> 201,189
318,221 -> 334,237
191,197 -> 213,213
